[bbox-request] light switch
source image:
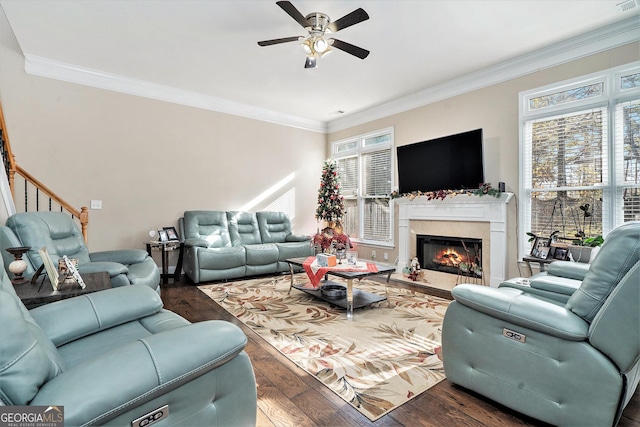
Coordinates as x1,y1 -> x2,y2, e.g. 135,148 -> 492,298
90,200 -> 102,210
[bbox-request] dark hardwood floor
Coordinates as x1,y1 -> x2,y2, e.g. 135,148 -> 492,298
161,275 -> 640,427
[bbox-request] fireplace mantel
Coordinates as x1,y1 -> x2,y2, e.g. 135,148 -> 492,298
395,193 -> 513,287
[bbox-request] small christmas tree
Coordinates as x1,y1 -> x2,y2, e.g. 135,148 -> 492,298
315,159 -> 345,227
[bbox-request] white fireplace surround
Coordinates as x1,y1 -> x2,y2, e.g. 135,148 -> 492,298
396,193 -> 513,287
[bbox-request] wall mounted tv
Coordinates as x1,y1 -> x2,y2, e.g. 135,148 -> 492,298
396,129 -> 484,194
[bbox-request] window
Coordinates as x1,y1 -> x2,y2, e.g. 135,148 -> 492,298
519,63 -> 640,257
332,128 -> 393,246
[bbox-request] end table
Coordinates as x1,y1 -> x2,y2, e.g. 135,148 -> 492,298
146,241 -> 184,284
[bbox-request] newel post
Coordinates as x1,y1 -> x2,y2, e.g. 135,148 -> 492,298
79,206 -> 89,244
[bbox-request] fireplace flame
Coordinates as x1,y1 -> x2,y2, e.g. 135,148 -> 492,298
433,248 -> 466,267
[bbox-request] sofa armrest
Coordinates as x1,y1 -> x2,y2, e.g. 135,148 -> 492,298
30,321 -> 248,426
286,234 -> 311,242
547,260 -> 590,280
185,237 -> 210,248
452,284 -> 589,341
78,261 -> 128,277
90,249 -> 149,265
29,286 -> 163,346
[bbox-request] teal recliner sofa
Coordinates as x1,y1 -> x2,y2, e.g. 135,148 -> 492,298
442,221 -> 640,426
0,212 -> 160,292
179,210 -> 313,283
0,262 -> 257,426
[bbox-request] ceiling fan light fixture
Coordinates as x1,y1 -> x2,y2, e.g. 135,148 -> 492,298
313,37 -> 328,53
300,39 -> 312,54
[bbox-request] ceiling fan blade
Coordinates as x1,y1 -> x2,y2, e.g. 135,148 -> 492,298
304,56 -> 317,68
257,36 -> 301,46
330,39 -> 369,60
276,1 -> 309,28
327,8 -> 369,33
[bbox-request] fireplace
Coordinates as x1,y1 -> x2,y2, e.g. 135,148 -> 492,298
417,235 -> 482,278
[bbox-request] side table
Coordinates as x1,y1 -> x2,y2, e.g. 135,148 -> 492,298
522,255 -> 554,276
15,271 -> 111,309
146,241 -> 184,284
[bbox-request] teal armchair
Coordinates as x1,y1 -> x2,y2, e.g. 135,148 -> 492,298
442,221 -> 640,426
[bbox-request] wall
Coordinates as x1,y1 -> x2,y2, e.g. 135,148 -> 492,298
0,13 -> 326,256
329,42 -> 640,279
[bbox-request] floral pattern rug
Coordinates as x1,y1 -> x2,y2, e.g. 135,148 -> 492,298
198,274 -> 449,421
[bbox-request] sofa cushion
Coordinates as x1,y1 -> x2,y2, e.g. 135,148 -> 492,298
244,243 -> 279,265
183,211 -> 231,248
256,211 -> 292,244
227,211 -> 262,246
566,222 -> 640,322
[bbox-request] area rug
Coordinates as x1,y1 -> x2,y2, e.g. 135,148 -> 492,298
198,274 -> 449,421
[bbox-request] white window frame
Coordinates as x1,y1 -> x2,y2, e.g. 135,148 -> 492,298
331,127 -> 394,247
519,62 -> 640,259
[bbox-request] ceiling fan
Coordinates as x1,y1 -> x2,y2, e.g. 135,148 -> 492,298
257,1 -> 370,69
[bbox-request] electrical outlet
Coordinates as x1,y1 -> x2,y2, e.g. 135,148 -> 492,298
383,252 -> 389,260
90,200 -> 102,210
371,250 -> 376,259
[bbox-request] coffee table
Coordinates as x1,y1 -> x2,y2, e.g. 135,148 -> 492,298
14,271 -> 111,309
286,257 -> 396,320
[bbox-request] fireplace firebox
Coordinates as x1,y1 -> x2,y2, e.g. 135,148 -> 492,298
417,235 -> 482,278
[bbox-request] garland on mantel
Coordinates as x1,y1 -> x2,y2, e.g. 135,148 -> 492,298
390,182 -> 502,201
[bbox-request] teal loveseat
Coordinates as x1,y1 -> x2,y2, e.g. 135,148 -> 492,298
0,212 -> 160,292
179,210 -> 313,283
0,260 -> 257,426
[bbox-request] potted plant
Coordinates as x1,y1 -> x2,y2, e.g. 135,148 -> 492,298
568,204 -> 604,263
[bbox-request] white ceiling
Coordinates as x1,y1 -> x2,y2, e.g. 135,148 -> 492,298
1,0 -> 638,132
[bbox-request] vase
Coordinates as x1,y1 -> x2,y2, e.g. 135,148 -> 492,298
568,245 -> 593,263
6,246 -> 30,285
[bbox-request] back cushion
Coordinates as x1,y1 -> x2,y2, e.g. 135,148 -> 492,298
7,212 -> 91,267
0,265 -> 65,404
227,211 -> 262,245
183,211 -> 231,248
256,211 -> 292,243
566,221 -> 640,322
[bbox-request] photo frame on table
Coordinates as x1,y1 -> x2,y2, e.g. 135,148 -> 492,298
63,255 -> 86,289
551,242 -> 570,261
158,229 -> 169,242
163,227 -> 179,241
530,237 -> 551,259
38,247 -> 60,290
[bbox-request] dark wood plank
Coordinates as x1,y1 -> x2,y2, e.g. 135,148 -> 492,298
161,276 -> 640,427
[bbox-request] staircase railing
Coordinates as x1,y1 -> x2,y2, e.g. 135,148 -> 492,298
0,103 -> 88,242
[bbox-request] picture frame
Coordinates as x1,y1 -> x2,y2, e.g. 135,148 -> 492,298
63,255 -> 86,289
163,226 -> 179,241
530,237 -> 550,259
158,229 -> 169,242
551,242 -> 570,261
38,247 -> 60,290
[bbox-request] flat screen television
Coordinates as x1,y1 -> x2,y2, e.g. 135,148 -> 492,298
397,129 -> 484,194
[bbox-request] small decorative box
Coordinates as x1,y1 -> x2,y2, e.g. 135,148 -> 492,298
316,253 -> 337,267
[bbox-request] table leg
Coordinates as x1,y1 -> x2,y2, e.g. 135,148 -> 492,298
385,271 -> 392,308
287,262 -> 294,294
346,278 -> 353,320
161,245 -> 168,285
525,260 -> 533,277
173,242 -> 184,281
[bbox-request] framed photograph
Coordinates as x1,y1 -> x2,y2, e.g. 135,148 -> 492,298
530,237 -> 550,259
163,226 -> 179,241
551,242 -> 570,261
63,255 -> 86,289
158,229 -> 169,242
38,247 -> 60,290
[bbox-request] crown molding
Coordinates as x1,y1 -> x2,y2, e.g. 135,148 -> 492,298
327,16 -> 640,133
21,17 -> 638,135
23,54 -> 328,133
